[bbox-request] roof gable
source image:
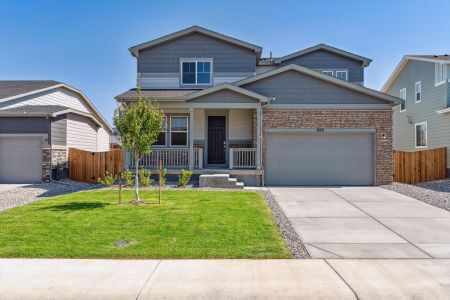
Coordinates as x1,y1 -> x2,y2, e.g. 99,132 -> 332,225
382,55 -> 450,92
0,80 -> 61,100
129,26 -> 262,58
235,64 -> 400,105
186,83 -> 268,103
275,44 -> 372,67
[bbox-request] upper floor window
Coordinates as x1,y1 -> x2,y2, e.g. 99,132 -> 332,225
435,63 -> 447,86
321,70 -> 334,76
181,59 -> 212,85
415,122 -> 427,148
415,81 -> 421,103
335,71 -> 348,81
399,88 -> 406,112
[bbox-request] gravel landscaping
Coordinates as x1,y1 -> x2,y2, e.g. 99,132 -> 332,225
381,179 -> 450,212
261,188 -> 310,259
0,180 -> 99,212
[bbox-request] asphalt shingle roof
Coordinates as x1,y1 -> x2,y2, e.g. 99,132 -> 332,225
115,89 -> 200,100
0,105 -> 69,116
0,80 -> 61,100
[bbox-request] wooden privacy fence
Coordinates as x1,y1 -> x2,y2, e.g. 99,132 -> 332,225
69,148 -> 124,183
393,147 -> 447,184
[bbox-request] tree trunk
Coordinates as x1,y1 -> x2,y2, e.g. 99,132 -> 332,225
134,152 -> 140,203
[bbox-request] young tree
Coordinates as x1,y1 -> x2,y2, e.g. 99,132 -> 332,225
114,90 -> 163,204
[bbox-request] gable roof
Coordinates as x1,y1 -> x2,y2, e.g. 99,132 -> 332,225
382,55 -> 450,92
274,44 -> 372,67
185,83 -> 268,102
0,80 -> 61,99
128,25 -> 263,58
0,105 -> 104,127
0,80 -> 112,132
234,64 -> 401,105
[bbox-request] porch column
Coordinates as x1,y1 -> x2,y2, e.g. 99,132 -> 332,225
256,106 -> 262,170
188,108 -> 194,170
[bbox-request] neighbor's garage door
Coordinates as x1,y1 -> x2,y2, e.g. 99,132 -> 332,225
0,137 -> 42,183
266,131 -> 374,186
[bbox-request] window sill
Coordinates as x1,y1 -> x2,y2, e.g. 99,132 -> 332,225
435,81 -> 446,87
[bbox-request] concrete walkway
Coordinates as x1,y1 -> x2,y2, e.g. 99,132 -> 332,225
1,258 -> 449,299
270,187 -> 450,258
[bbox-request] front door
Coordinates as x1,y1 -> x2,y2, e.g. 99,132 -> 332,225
207,116 -> 226,165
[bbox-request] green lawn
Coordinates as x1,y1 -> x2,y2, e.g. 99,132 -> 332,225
0,190 -> 290,259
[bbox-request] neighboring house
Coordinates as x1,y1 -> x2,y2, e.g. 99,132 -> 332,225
116,26 -> 400,186
0,81 -> 112,183
382,55 -> 450,176
111,128 -> 122,148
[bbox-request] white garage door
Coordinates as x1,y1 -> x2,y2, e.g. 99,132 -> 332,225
266,131 -> 374,186
0,137 -> 43,183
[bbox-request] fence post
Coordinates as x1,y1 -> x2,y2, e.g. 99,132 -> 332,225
198,148 -> 203,169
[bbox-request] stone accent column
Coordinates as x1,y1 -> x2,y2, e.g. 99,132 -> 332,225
42,148 -> 51,182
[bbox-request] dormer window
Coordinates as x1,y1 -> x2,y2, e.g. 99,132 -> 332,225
181,59 -> 212,85
321,70 -> 334,76
335,71 -> 348,81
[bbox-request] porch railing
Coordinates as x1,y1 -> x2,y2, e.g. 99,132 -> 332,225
128,148 -> 203,169
229,148 -> 256,169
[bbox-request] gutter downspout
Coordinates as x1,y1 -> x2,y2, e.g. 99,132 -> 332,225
259,100 -> 271,187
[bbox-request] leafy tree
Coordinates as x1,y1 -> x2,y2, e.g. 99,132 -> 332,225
113,89 -> 163,203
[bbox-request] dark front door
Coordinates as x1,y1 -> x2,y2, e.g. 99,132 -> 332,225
207,116 -> 226,165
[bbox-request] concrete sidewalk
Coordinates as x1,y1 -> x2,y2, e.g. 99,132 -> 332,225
1,259 -> 449,299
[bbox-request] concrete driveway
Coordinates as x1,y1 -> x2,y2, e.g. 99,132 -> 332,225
270,187 -> 450,259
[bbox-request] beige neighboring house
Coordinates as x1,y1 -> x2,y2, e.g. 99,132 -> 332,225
0,80 -> 112,183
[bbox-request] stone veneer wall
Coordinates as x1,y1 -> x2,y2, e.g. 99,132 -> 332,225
52,149 -> 68,168
253,110 -> 393,185
42,149 -> 52,182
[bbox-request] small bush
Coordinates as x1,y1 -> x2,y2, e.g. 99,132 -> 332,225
98,171 -> 115,187
159,168 -> 167,186
177,169 -> 192,187
124,170 -> 134,187
139,168 -> 152,186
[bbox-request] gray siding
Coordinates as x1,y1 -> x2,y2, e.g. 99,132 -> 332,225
279,49 -> 364,84
243,70 -> 387,105
50,115 -> 67,146
138,33 -> 256,74
386,60 -> 450,168
190,90 -> 258,103
0,117 -> 49,135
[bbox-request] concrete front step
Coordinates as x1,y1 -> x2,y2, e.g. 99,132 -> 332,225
199,174 -> 244,189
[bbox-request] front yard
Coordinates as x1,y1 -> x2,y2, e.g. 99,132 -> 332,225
0,190 -> 290,259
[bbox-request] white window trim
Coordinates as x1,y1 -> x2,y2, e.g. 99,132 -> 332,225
169,116 -> 189,147
335,70 -> 348,81
415,121 -> 428,149
153,116 -> 167,147
400,88 -> 406,112
415,81 -> 421,103
180,58 -> 213,86
321,70 -> 334,76
435,63 -> 448,86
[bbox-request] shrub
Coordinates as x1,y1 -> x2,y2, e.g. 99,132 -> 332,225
124,170 -> 134,187
159,168 -> 167,186
139,168 -> 152,187
98,171 -> 115,187
177,169 -> 192,187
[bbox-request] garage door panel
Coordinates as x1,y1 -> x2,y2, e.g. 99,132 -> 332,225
266,132 -> 374,186
0,137 -> 42,183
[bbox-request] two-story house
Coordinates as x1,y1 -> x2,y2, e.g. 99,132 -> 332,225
382,55 -> 450,177
116,26 -> 400,186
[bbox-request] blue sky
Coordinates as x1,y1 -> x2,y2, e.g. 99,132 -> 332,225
1,0 -> 449,124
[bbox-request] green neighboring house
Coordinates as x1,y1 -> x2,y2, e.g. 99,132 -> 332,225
382,55 -> 450,176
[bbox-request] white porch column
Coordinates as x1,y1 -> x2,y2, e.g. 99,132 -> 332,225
256,106 -> 262,170
188,108 -> 194,170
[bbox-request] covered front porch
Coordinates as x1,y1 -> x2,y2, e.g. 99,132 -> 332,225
125,105 -> 263,172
